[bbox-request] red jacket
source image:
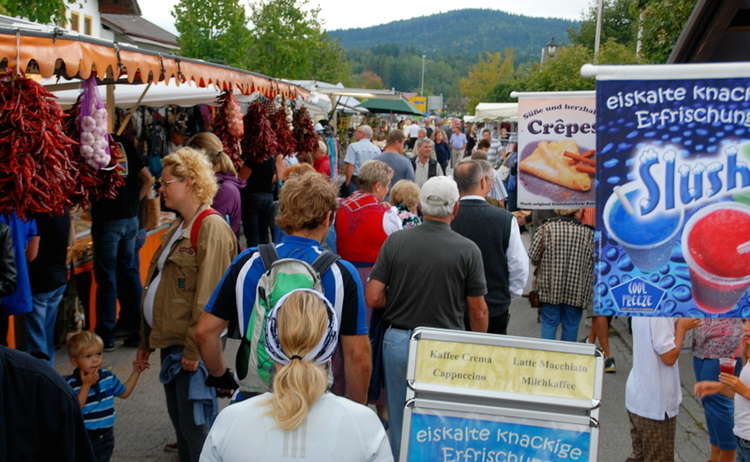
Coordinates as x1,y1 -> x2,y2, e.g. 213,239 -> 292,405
335,192 -> 390,264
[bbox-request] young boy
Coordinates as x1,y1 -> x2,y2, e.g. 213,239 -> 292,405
65,331 -> 146,462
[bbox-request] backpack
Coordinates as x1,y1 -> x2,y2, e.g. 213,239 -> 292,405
235,244 -> 339,393
190,208 -> 222,250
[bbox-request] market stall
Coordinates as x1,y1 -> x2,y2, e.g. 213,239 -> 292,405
0,24 -> 310,347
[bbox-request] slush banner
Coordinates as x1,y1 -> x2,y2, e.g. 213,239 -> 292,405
590,64 -> 750,317
406,410 -> 592,462
514,91 -> 596,209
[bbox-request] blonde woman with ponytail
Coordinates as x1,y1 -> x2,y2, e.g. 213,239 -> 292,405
200,289 -> 392,462
187,132 -> 246,237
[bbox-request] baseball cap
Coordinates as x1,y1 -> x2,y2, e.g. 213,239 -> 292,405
420,176 -> 459,208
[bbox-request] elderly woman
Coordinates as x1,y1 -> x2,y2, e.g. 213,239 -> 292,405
335,160 -> 401,266
136,147 -> 237,462
200,290 -> 392,461
390,180 -> 421,229
186,132 -> 245,238
410,137 -> 444,187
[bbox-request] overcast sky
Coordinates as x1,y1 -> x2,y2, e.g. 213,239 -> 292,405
141,0 -> 592,35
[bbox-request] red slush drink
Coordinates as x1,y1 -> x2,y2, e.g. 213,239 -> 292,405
681,203 -> 750,314
720,358 -> 737,375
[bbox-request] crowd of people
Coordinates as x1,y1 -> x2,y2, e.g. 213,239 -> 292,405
0,116 -> 748,462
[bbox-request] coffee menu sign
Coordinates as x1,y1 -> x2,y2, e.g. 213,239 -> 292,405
414,339 -> 597,402
586,63 -> 750,317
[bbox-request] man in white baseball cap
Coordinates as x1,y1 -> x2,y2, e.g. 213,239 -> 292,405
366,175 -> 488,459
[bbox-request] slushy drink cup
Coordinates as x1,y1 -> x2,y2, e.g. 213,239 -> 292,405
681,202 -> 750,314
604,188 -> 684,272
719,357 -> 738,376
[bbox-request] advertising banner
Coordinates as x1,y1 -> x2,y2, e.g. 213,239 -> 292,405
414,339 -> 597,402
515,91 -> 596,209
591,65 -> 750,317
405,407 -> 592,462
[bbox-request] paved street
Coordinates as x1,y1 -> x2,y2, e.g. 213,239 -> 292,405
51,232 -> 712,461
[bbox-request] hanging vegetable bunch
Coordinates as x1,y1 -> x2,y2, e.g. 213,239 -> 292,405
0,72 -> 77,218
292,106 -> 318,154
78,75 -> 111,169
240,99 -> 278,163
270,101 -> 295,158
63,97 -> 124,208
214,90 -> 243,169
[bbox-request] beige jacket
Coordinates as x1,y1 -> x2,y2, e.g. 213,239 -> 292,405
140,208 -> 237,360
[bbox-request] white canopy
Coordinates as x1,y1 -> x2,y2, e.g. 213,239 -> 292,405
473,102 -> 518,121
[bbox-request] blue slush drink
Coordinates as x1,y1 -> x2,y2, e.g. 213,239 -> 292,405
604,188 -> 684,272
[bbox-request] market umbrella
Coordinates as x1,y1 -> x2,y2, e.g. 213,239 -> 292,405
359,97 -> 424,116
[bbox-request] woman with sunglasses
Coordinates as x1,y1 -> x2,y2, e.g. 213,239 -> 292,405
136,147 -> 237,462
200,289 -> 392,462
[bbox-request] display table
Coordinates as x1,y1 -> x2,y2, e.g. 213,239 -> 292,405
6,212 -> 176,348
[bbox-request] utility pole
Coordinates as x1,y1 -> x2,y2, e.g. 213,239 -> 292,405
420,54 -> 426,96
594,0 -> 603,62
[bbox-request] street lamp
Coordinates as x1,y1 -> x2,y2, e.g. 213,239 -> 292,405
541,37 -> 558,64
420,54 -> 426,97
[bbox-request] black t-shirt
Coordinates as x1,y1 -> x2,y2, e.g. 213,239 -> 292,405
243,158 -> 276,195
28,209 -> 71,294
0,347 -> 95,462
91,138 -> 146,221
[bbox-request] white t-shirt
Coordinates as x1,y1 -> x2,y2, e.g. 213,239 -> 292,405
200,393 -> 393,462
735,360 -> 750,440
407,124 -> 421,138
625,317 -> 682,420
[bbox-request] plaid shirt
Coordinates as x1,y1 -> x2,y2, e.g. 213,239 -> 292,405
529,216 -> 594,310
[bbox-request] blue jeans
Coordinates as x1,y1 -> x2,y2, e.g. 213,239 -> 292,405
540,303 -> 583,342
738,436 -> 750,462
17,284 -> 67,365
382,327 -> 411,461
92,217 -> 143,344
693,356 -> 739,450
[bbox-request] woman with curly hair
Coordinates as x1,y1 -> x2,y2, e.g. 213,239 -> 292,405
200,289 -> 392,461
136,147 -> 237,462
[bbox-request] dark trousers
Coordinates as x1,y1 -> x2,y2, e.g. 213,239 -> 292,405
162,349 -> 209,462
488,311 -> 510,335
0,311 -> 8,345
92,217 -> 143,344
88,428 -> 114,462
241,192 -> 274,247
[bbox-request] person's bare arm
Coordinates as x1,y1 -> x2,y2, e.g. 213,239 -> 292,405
660,318 -> 701,366
26,236 -> 39,262
118,365 -> 143,399
341,334 -> 372,404
467,296 -> 489,332
365,279 -> 386,309
344,162 -> 355,185
195,311 -> 230,377
138,167 -> 154,200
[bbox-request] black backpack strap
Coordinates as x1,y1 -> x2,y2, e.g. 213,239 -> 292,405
258,244 -> 279,271
311,251 -> 339,276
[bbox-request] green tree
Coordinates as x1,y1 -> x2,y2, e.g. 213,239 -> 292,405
0,0 -> 74,23
172,0 -> 253,68
490,40 -> 639,96
459,50 -> 514,112
247,0 -> 350,82
639,0 -> 698,63
568,0 -> 637,50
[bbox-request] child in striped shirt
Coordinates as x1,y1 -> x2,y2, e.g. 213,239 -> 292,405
65,331 -> 146,462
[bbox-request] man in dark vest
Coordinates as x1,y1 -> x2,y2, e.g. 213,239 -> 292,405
452,160 -> 529,334
410,138 -> 444,187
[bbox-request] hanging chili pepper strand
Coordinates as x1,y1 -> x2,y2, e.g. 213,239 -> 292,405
214,91 -> 243,170
240,99 -> 278,163
292,106 -> 318,155
0,72 -> 77,218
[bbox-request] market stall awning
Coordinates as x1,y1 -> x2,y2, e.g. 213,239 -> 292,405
0,25 -> 307,99
473,102 -> 518,121
359,97 -> 424,116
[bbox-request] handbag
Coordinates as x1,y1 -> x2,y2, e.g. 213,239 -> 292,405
528,290 -> 541,308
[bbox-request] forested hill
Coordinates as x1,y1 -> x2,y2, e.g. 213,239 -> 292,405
329,9 -> 578,59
